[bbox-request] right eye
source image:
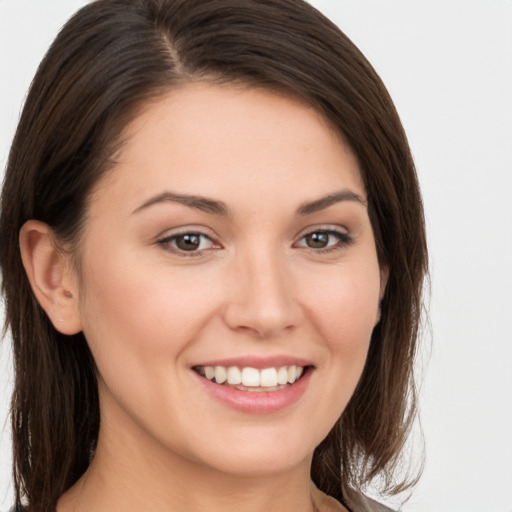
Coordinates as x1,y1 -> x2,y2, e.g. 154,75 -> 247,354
157,232 -> 219,256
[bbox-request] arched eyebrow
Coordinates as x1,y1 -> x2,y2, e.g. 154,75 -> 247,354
296,190 -> 367,215
132,189 -> 366,217
132,192 -> 230,216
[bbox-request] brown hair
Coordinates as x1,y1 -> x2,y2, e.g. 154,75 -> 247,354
0,1 -> 427,510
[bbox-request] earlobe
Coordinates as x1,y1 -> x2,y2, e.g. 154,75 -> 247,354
19,220 -> 82,335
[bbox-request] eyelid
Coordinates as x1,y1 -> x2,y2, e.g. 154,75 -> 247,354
156,227 -> 222,257
294,224 -> 350,240
293,225 -> 354,251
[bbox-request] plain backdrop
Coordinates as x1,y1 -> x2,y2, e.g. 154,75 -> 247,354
1,1 -> 511,511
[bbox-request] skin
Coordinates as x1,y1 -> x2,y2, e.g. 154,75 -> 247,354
21,83 -> 386,512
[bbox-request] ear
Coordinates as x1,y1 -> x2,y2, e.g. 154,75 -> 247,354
19,220 -> 83,335
376,265 -> 389,325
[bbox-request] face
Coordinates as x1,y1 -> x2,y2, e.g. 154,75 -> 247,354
71,83 -> 385,478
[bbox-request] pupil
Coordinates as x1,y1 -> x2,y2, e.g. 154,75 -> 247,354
177,234 -> 200,251
306,232 -> 328,248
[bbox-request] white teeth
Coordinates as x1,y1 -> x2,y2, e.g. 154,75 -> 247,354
227,366 -> 242,385
214,366 -> 227,384
201,364 -> 306,388
277,366 -> 289,385
287,366 -> 297,384
242,367 -> 260,387
260,368 -> 278,387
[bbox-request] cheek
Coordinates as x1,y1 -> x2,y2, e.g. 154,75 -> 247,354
75,255 -> 218,428
77,251 -> 220,370
290,262 -> 382,441
304,260 -> 381,358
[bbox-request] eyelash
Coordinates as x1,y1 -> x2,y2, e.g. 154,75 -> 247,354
157,228 -> 353,257
294,229 -> 354,253
157,231 -> 219,257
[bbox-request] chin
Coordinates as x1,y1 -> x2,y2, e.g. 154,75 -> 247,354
172,421 -> 323,479
204,448 -> 312,479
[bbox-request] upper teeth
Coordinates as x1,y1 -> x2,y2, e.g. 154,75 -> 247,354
199,365 -> 304,387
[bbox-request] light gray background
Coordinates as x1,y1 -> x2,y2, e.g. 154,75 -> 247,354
1,1 -> 511,511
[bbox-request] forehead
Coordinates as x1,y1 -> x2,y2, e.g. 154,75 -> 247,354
91,83 -> 364,213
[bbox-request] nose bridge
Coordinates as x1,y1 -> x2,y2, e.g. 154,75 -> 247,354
224,241 -> 300,337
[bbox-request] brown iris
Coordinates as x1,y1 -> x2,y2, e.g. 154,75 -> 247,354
304,232 -> 330,249
175,234 -> 201,251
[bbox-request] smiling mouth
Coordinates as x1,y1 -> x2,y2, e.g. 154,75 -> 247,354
193,365 -> 308,392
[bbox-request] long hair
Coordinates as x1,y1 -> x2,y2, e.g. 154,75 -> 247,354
0,1 -> 428,510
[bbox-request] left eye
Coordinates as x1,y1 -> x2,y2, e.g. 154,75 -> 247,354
296,230 -> 350,250
159,233 -> 216,253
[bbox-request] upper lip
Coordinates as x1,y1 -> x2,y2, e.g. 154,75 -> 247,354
193,355 -> 314,369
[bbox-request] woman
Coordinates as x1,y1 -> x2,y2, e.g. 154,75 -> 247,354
0,1 -> 427,511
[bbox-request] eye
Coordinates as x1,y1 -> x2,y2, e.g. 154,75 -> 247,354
295,229 -> 353,251
158,232 -> 219,255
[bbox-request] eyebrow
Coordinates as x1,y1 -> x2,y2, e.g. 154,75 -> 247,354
132,191 -> 230,216
132,188 -> 366,217
296,190 -> 367,215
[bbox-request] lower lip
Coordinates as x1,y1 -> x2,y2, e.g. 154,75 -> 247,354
194,368 -> 312,414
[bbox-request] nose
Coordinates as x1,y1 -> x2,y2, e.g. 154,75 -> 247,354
222,247 -> 302,338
